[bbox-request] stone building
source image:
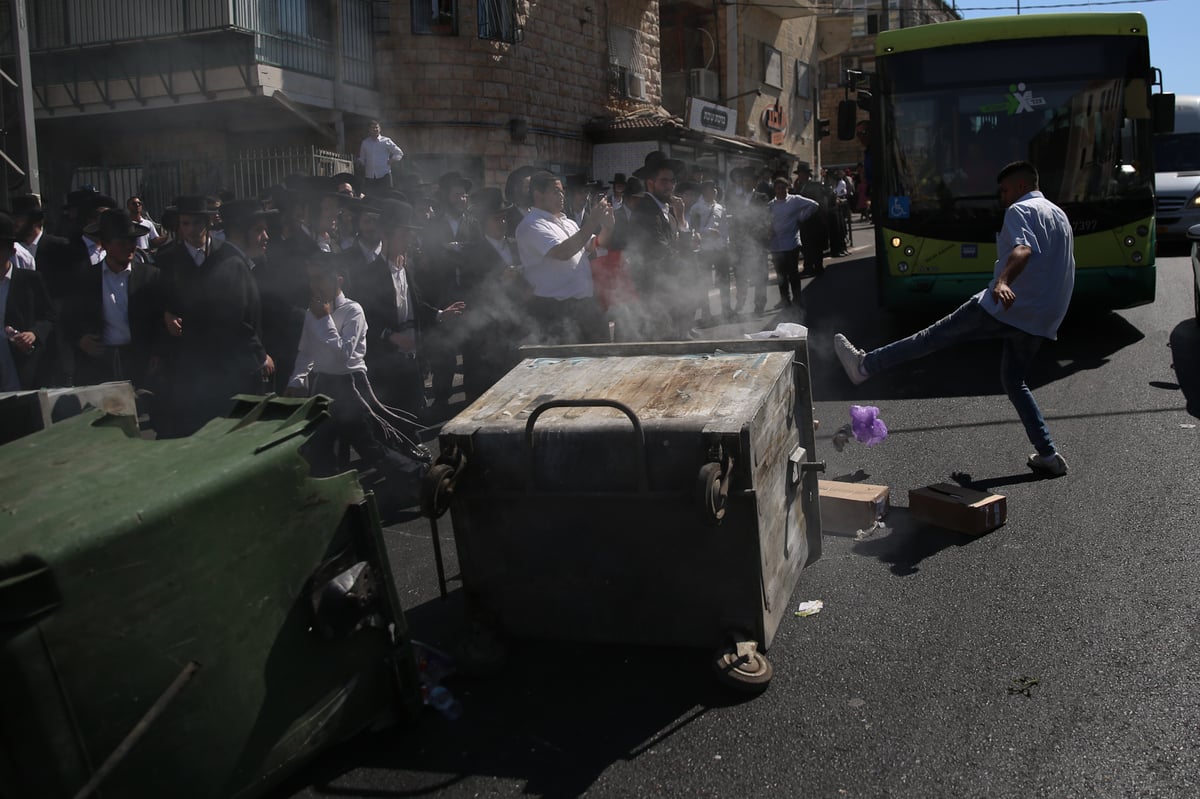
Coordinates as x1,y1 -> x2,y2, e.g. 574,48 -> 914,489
816,0 -> 960,170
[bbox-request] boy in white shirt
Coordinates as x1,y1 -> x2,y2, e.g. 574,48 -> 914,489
287,258 -> 429,505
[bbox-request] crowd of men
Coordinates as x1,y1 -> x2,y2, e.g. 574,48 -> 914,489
0,147 -> 861,455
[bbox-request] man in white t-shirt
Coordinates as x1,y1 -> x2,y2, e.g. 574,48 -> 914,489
515,171 -> 614,344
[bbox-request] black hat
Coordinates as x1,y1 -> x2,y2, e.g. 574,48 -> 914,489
634,157 -> 685,181
613,173 -> 627,188
370,188 -> 412,205
378,199 -> 424,230
624,177 -> 646,198
84,208 -> 151,240
0,213 -> 16,242
331,172 -> 361,196
676,181 -> 699,195
219,198 -> 278,231
167,195 -> 221,216
65,187 -> 118,211
699,179 -> 718,191
437,171 -> 473,195
794,162 -> 813,176
586,178 -> 607,192
9,194 -> 44,218
564,174 -> 589,191
469,186 -> 514,217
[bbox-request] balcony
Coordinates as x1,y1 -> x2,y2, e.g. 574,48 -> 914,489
13,0 -> 378,118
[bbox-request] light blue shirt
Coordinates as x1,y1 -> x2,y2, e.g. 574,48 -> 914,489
101,262 -> 132,346
976,190 -> 1075,340
766,193 -> 819,253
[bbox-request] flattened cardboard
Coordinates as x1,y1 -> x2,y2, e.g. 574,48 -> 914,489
819,480 -> 889,534
908,482 -> 1007,535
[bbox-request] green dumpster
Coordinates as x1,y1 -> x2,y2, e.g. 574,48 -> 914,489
0,395 -> 420,798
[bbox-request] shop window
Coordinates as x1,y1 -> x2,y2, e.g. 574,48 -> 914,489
413,0 -> 457,35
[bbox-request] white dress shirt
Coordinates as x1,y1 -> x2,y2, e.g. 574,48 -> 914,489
390,258 -> 412,326
287,293 -> 368,392
133,217 -> 159,251
100,262 -> 133,346
184,241 -> 207,266
9,242 -> 35,271
358,135 -> 405,179
84,235 -> 106,266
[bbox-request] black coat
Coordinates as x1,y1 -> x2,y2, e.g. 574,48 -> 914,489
3,267 -> 56,389
34,234 -> 92,302
350,250 -> 440,359
63,261 -> 163,386
160,238 -> 268,435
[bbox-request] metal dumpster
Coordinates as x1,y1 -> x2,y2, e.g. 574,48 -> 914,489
0,395 -> 420,798
432,340 -> 824,690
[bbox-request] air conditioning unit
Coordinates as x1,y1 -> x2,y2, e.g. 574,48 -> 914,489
626,72 -> 648,101
689,68 -> 720,101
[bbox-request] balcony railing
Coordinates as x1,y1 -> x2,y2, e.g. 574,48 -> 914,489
23,0 -> 375,87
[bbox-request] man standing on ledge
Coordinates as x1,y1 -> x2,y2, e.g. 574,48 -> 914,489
833,161 -> 1074,476
516,171 -> 614,344
357,120 -> 405,193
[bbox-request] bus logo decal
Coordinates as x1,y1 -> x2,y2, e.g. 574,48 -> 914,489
1008,82 -> 1045,115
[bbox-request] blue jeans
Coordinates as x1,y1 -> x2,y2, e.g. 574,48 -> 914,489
862,296 -> 1056,456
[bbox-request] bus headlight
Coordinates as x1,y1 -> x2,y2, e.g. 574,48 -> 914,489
1137,225 -> 1149,237
904,246 -> 916,257
1188,193 -> 1200,208
1132,252 -> 1143,264
890,237 -> 902,248
898,262 -> 910,273
1123,236 -> 1136,247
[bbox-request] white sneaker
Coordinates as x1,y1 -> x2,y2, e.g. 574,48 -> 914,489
1027,452 -> 1068,476
833,333 -> 868,385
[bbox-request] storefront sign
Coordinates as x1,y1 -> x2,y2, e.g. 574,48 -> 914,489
761,102 -> 787,146
687,98 -> 738,137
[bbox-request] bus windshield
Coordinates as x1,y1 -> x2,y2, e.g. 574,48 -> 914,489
878,35 -> 1154,240
1153,133 -> 1200,173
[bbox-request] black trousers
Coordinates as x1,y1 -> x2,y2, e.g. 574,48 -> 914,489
308,371 -> 426,506
770,248 -> 803,305
529,295 -> 606,345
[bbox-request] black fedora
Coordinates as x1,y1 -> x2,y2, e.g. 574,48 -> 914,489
468,186 -> 513,217
9,194 -> 44,218
219,198 -> 277,231
437,171 -> 473,195
167,195 -> 221,216
84,208 -> 151,241
331,171 -> 361,196
378,199 -> 424,230
65,187 -> 118,211
0,212 -> 16,242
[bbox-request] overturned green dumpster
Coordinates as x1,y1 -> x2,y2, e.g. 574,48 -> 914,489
0,395 -> 420,799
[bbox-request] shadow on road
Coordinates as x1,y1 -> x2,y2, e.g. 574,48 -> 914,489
1168,318 -> 1200,418
802,257 -> 1145,403
273,589 -> 752,798
849,507 -> 987,577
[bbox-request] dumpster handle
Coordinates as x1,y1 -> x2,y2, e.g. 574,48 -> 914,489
524,399 -> 648,492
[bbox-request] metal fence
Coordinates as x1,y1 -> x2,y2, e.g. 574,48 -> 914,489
44,146 -> 353,224
230,146 -> 355,199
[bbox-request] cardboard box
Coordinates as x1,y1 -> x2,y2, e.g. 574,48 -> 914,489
819,480 -> 889,534
908,483 -> 1007,535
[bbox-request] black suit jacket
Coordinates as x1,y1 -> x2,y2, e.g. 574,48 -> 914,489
64,261 -> 163,385
3,268 -> 56,389
350,250 -> 439,359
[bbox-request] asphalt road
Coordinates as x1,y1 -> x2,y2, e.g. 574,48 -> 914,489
280,233 -> 1200,798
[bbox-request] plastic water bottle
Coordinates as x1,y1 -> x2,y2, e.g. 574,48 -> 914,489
427,685 -> 463,720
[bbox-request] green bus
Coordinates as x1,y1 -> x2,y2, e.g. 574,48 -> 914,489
862,13 -> 1171,311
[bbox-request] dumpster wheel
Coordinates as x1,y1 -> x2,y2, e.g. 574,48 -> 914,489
712,639 -> 773,693
421,464 -> 457,519
695,461 -> 729,525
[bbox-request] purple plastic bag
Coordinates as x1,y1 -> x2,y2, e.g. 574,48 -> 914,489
850,405 -> 888,447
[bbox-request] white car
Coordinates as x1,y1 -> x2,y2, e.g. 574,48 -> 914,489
1189,223 -> 1200,323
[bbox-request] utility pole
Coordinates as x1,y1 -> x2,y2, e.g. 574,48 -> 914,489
5,0 -> 41,195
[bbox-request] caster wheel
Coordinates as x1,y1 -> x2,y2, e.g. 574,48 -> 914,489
695,462 -> 727,525
713,641 -> 773,693
420,463 -> 456,518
